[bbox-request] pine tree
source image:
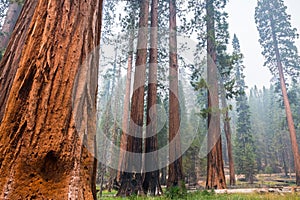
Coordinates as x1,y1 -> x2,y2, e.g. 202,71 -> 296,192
249,86 -> 267,171
255,0 -> 300,185
232,34 -> 256,183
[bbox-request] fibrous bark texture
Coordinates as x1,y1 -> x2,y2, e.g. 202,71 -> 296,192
117,0 -> 149,196
167,0 -> 183,188
117,27 -> 134,183
221,87 -> 235,186
0,0 -> 38,123
143,0 -> 162,195
206,0 -> 226,189
0,0 -> 103,199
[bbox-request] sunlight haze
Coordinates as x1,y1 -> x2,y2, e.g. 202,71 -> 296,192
227,0 -> 300,90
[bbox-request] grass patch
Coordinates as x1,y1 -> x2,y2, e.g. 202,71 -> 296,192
98,190 -> 300,200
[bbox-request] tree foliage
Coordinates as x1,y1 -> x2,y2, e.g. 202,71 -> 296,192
255,0 -> 300,79
233,35 -> 256,183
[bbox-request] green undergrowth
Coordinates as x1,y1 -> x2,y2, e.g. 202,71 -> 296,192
98,189 -> 300,200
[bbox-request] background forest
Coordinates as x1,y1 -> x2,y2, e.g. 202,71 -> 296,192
0,0 -> 300,199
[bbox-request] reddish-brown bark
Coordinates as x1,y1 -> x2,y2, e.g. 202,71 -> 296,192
117,27 -> 134,183
0,0 -> 103,199
143,0 -> 162,195
221,87 -> 236,186
205,0 -> 226,189
0,0 -> 38,123
117,0 -> 149,196
167,0 -> 184,188
269,15 -> 300,186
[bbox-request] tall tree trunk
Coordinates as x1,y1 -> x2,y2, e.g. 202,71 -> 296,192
97,80 -> 111,197
167,0 -> 183,188
205,0 -> 226,189
282,150 -> 288,177
0,1 -> 22,52
220,87 -> 236,186
117,0 -> 149,196
189,148 -> 197,185
270,15 -> 300,186
107,45 -> 120,192
117,20 -> 135,184
0,0 -> 38,124
143,0 -> 162,195
98,137 -> 108,197
160,167 -> 167,185
0,0 -> 103,199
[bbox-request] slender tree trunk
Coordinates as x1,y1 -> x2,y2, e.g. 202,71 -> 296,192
0,0 -> 38,124
117,22 -> 134,183
282,150 -> 288,177
107,46 -> 121,192
143,0 -> 162,195
224,114 -> 235,186
0,0 -> 103,199
205,0 -> 226,189
189,149 -> 197,185
167,0 -> 183,188
222,138 -> 228,165
220,87 -> 235,186
270,15 -> 300,186
98,140 -> 108,197
160,167 -> 167,185
117,0 -> 149,196
97,81 -> 111,196
0,2 -> 22,52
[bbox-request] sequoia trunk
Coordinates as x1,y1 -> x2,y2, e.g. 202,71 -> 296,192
117,21 -> 134,183
0,0 -> 103,199
270,14 -> 300,186
167,0 -> 183,188
205,0 -> 226,189
220,87 -> 235,186
117,0 -> 149,196
0,0 -> 38,123
143,0 -> 162,195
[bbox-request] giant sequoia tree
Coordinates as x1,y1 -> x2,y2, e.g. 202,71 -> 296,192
215,6 -> 235,186
255,0 -> 300,185
143,0 -> 162,195
205,0 -> 226,189
0,0 -> 103,199
117,2 -> 136,183
167,0 -> 184,188
117,0 -> 149,196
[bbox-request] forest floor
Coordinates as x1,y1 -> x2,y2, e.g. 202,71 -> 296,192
97,173 -> 300,199
98,190 -> 299,200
